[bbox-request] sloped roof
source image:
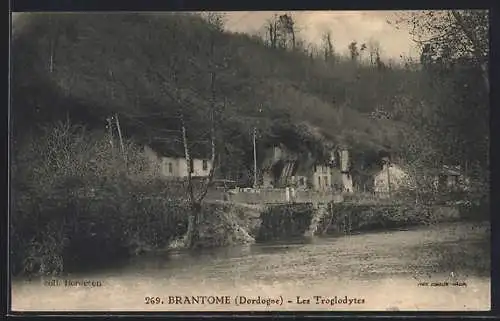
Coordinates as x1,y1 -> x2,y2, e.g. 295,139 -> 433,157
147,138 -> 211,159
442,165 -> 461,176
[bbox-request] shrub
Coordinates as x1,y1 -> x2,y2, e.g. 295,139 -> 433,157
11,121 -> 190,276
319,203 -> 442,235
256,203 -> 313,241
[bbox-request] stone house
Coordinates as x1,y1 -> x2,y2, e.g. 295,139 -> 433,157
143,144 -> 213,179
434,165 -> 469,191
260,144 -> 349,192
373,158 -> 411,194
260,143 -> 300,188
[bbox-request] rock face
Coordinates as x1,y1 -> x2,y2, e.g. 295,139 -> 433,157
190,202 -> 262,249
256,203 -> 314,242
304,204 -> 330,237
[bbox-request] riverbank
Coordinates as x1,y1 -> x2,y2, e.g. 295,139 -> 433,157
11,221 -> 490,311
316,200 -> 490,236
11,120 -> 490,277
11,186 -> 489,277
11,179 -> 267,277
10,122 -> 261,277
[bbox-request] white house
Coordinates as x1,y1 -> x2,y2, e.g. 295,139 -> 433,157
339,149 -> 353,193
312,164 -> 332,191
374,161 -> 410,194
144,145 -> 213,179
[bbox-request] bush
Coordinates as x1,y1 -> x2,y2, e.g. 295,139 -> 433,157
10,121 -> 190,276
256,203 -> 313,241
319,202 -> 451,235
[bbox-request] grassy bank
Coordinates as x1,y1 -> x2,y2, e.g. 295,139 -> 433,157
317,198 -> 489,236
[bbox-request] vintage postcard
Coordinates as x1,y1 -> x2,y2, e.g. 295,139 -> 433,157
10,10 -> 490,312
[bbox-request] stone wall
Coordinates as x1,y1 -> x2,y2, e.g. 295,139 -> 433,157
226,188 -> 343,205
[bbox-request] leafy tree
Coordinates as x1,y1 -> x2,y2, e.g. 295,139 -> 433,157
389,10 -> 489,197
393,10 -> 488,91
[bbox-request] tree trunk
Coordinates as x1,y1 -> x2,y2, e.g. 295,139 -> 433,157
181,116 -> 198,248
114,113 -> 127,165
479,62 -> 489,93
181,42 -> 221,248
196,71 -> 218,203
106,116 -> 114,150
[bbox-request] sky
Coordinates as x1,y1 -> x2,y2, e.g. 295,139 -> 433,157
223,11 -> 420,61
12,11 -> 421,60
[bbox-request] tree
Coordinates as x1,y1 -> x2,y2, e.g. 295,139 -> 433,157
180,14 -> 225,249
367,39 -> 380,66
321,30 -> 335,63
201,12 -> 226,32
278,13 -> 297,50
392,10 -> 489,91
348,41 -> 359,62
389,10 -> 489,195
265,14 -> 279,49
359,42 -> 367,63
264,13 -> 299,51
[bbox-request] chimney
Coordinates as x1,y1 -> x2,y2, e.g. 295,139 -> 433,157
382,157 -> 390,171
340,149 -> 349,172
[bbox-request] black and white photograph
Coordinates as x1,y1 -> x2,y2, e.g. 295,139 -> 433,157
9,10 -> 490,312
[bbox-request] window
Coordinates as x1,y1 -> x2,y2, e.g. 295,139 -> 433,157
318,176 -> 321,187
202,160 -> 208,171
299,178 -> 304,186
313,165 -> 317,173
168,162 -> 173,174
189,158 -> 194,173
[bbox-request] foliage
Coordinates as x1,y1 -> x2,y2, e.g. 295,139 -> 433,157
12,12 -> 416,167
11,12 -> 491,267
10,121 -> 190,276
387,10 -> 489,196
394,10 -> 488,68
319,203 -> 454,235
256,204 -> 313,241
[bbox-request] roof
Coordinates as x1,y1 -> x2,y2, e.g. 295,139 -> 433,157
147,138 -> 212,159
442,165 -> 461,176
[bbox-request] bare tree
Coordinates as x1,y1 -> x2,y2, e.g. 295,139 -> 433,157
348,41 -> 360,62
264,13 -> 299,51
321,30 -> 335,63
180,12 -> 223,248
265,14 -> 279,49
367,39 -> 381,66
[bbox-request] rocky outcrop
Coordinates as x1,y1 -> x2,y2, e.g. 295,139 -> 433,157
256,203 -> 314,242
169,201 -> 263,250
304,203 -> 330,237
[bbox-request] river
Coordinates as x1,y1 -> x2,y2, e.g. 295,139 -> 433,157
11,221 -> 491,312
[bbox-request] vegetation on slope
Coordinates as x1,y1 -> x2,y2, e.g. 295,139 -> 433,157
12,13 -> 410,164
10,11 -> 489,274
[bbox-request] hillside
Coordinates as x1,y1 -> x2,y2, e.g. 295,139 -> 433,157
12,13 -> 417,171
